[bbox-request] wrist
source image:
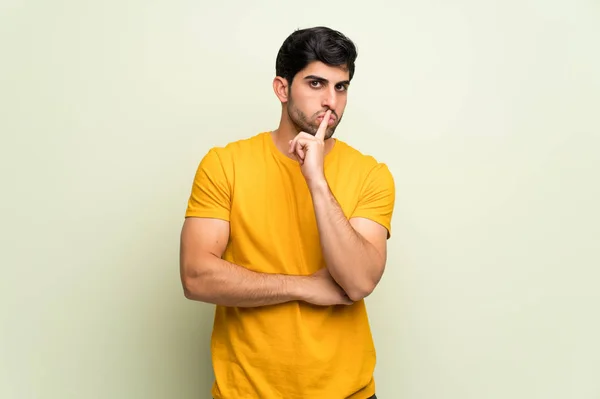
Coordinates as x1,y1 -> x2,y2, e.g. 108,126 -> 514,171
306,176 -> 328,194
286,275 -> 312,302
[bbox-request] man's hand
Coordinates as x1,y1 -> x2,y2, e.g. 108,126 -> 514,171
288,109 -> 332,187
299,267 -> 353,306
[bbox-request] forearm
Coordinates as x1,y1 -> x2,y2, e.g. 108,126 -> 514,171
182,255 -> 308,307
309,181 -> 383,301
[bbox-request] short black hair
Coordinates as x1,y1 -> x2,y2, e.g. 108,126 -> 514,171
275,26 -> 358,84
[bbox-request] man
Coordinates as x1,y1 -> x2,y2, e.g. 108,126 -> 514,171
179,26 -> 395,399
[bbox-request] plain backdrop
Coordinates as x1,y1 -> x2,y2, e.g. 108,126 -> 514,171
1,1 -> 599,398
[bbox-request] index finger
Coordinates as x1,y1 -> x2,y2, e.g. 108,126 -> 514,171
315,110 -> 332,140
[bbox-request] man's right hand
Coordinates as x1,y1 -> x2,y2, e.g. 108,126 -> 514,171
300,267 -> 354,306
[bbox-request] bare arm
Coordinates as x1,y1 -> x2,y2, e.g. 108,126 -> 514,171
179,217 -> 351,307
287,111 -> 394,302
309,181 -> 388,302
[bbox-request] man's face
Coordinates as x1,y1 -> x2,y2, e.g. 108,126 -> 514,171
286,61 -> 350,139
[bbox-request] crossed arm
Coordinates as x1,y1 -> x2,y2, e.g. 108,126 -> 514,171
179,217 -> 353,307
179,212 -> 385,307
180,148 -> 393,306
309,180 -> 389,301
180,178 -> 392,306
180,217 -> 306,307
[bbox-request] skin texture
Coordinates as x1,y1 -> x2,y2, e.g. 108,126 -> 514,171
180,61 -> 388,306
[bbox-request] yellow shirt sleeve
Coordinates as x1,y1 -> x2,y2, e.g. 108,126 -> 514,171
351,163 -> 396,237
185,148 -> 231,221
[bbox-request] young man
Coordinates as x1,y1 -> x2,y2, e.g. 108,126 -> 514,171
180,26 -> 395,399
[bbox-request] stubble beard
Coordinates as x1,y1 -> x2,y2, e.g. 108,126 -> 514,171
287,97 -> 340,140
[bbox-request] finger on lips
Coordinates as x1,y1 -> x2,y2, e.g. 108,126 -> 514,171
315,110 -> 332,140
288,109 -> 331,162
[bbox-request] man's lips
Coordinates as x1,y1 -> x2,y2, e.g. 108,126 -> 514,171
316,114 -> 336,125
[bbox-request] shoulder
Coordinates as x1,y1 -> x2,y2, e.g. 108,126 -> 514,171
207,131 -> 267,155
334,140 -> 379,165
200,132 -> 268,167
333,139 -> 394,181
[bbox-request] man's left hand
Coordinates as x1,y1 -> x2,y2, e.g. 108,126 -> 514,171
288,109 -> 332,187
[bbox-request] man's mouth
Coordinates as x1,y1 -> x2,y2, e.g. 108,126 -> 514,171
316,115 -> 336,125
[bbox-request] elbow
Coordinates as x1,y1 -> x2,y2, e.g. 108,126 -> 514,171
180,262 -> 209,301
343,274 -> 377,301
344,269 -> 382,302
346,283 -> 375,302
182,278 -> 197,300
181,274 -> 200,300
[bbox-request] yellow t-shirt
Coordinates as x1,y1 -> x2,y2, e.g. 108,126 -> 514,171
185,131 -> 395,399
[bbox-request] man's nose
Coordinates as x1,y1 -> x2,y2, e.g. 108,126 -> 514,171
322,88 -> 337,110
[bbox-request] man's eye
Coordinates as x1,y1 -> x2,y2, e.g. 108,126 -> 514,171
336,84 -> 347,91
310,81 -> 321,87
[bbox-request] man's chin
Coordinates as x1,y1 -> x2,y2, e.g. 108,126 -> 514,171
297,121 -> 338,137
303,125 -> 319,135
311,123 -> 338,136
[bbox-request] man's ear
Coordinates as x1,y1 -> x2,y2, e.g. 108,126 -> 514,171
273,77 -> 289,103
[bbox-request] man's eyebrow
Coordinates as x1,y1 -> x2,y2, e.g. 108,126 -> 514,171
304,75 -> 350,86
304,75 -> 327,82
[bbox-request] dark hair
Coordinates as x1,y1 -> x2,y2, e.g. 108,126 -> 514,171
275,26 -> 358,84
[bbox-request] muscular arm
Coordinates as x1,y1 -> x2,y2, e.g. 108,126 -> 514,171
288,112 -> 394,302
309,181 -> 388,302
179,217 -> 307,307
179,217 -> 352,307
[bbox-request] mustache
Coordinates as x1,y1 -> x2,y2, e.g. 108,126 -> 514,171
314,109 -> 339,120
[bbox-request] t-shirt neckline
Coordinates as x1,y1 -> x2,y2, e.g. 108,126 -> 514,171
264,131 -> 340,168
